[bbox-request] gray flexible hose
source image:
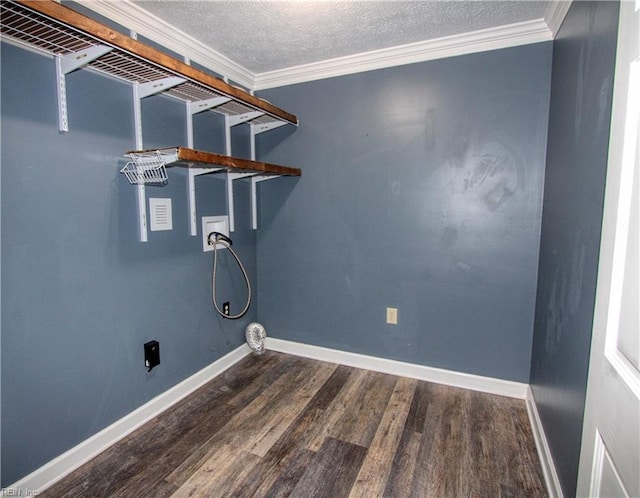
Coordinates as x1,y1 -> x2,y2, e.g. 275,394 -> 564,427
211,238 -> 251,319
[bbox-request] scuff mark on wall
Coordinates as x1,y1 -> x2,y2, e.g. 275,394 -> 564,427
446,139 -> 524,212
542,233 -> 588,355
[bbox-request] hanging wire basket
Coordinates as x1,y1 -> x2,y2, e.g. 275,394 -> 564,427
120,150 -> 168,185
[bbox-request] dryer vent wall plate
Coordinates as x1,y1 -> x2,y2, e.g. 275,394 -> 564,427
149,198 -> 172,231
202,215 -> 229,252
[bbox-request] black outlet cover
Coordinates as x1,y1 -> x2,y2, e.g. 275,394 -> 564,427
144,340 -> 160,372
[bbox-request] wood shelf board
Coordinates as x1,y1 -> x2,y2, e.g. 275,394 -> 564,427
127,147 -> 301,177
3,0 -> 298,125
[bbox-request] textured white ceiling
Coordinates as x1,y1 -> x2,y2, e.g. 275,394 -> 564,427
129,1 -> 550,74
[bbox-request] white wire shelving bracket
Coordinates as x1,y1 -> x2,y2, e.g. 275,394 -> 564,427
222,111 -> 266,232
186,98 -> 230,236
132,77 -> 185,242
249,121 -> 288,229
55,45 -> 113,132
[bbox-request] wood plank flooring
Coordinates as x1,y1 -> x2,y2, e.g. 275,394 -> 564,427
42,351 -> 547,497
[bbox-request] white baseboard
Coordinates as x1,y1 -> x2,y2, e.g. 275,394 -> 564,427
525,386 -> 565,498
266,337 -> 528,399
6,344 -> 252,494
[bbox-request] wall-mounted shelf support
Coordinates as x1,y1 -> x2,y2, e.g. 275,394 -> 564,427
55,45 -> 113,132
135,77 -> 186,102
247,120 -> 288,228
250,174 -> 282,230
188,97 -> 232,117
185,96 -> 232,235
133,77 -> 187,151
251,121 -> 289,134
222,113 -> 267,155
187,167 -> 223,235
226,171 -> 258,232
133,77 -> 186,242
228,111 -> 265,127
249,120 -> 288,170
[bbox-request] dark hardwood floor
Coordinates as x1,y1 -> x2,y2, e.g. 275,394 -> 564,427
42,351 -> 547,497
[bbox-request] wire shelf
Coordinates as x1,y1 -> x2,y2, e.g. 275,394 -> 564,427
0,1 -> 298,126
121,151 -> 168,185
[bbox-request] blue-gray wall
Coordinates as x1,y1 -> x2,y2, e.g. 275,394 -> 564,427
256,43 -> 552,382
1,42 -> 258,485
530,2 -> 619,497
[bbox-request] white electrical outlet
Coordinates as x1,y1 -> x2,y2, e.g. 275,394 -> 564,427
202,215 -> 229,252
386,307 -> 398,325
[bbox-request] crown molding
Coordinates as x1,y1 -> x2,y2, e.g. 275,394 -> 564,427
74,0 -> 255,90
74,2 -> 555,92
544,0 -> 573,37
253,18 -> 552,90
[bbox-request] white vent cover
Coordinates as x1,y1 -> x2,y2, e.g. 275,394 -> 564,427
149,198 -> 172,231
